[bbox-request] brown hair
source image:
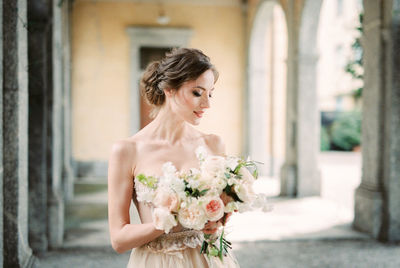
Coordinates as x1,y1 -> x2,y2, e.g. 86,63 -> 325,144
140,48 -> 218,115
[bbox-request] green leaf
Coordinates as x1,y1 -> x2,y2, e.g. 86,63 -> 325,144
199,189 -> 209,196
209,246 -> 219,257
200,241 -> 208,254
219,229 -> 224,260
136,174 -> 157,189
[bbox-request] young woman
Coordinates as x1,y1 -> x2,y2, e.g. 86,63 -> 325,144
107,48 -> 240,267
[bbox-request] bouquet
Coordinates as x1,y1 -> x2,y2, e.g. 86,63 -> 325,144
135,146 -> 272,261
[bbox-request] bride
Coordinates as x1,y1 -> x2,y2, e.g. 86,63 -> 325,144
107,48 -> 240,267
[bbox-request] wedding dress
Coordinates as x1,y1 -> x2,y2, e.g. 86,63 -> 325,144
126,175 -> 240,268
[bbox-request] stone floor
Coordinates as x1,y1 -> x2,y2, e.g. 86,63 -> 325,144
34,152 -> 400,268
34,239 -> 400,268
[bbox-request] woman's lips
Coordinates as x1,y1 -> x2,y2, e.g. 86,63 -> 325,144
194,111 -> 204,118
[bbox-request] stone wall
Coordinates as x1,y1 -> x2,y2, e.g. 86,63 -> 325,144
2,0 -> 34,266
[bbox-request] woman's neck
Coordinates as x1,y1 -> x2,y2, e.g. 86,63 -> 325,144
145,106 -> 190,144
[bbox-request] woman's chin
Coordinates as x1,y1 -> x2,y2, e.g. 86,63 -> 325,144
186,117 -> 201,126
189,120 -> 201,126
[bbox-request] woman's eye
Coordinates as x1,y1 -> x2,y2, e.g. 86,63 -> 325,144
193,91 -> 201,97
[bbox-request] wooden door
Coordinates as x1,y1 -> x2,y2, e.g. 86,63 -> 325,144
139,47 -> 172,129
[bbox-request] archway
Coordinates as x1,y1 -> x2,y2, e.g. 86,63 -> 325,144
247,0 -> 287,179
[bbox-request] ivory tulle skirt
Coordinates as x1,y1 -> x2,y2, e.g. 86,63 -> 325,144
126,230 -> 240,268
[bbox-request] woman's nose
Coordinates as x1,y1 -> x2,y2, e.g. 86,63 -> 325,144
200,95 -> 210,108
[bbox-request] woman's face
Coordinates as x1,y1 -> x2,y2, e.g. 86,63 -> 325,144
166,69 -> 215,125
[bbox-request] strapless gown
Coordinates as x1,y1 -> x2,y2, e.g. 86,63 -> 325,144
126,177 -> 240,268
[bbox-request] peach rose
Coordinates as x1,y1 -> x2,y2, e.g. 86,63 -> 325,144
203,197 -> 225,221
153,189 -> 180,212
177,202 -> 207,230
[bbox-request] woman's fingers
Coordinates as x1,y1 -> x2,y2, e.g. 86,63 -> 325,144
202,221 -> 219,234
203,228 -> 218,234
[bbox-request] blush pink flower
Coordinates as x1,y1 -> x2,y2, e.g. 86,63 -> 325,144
203,197 -> 225,221
153,189 -> 180,212
152,207 -> 177,234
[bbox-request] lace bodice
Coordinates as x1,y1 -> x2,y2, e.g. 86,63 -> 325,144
142,229 -> 203,253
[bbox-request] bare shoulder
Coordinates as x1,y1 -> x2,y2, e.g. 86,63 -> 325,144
109,138 -> 138,173
110,138 -> 136,157
203,133 -> 226,156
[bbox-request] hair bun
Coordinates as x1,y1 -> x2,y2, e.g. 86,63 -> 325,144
140,61 -> 165,106
140,48 -> 218,117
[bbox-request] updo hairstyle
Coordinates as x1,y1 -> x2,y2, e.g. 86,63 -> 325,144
140,48 -> 219,111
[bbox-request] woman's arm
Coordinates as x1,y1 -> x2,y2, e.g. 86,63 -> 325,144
107,140 -> 164,254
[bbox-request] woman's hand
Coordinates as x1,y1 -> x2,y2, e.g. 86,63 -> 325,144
202,211 -> 232,234
218,212 -> 232,226
202,220 -> 222,234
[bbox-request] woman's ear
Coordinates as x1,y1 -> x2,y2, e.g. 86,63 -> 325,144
164,88 -> 174,97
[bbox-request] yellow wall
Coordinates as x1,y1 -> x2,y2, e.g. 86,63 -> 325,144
72,1 -> 245,160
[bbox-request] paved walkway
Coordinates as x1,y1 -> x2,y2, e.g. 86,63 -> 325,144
34,152 -> 400,267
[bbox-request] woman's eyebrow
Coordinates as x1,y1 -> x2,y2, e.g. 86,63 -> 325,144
193,86 -> 215,91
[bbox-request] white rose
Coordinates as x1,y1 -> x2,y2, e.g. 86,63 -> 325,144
177,201 -> 207,230
212,177 -> 227,194
158,174 -> 185,196
234,183 -> 255,203
169,176 -> 186,193
152,207 -> 177,234
239,166 -> 256,184
226,157 -> 239,171
198,170 -> 214,190
188,177 -> 200,189
227,177 -> 238,186
224,201 -> 239,213
201,155 -> 226,178
203,197 -> 225,221
198,156 -> 226,192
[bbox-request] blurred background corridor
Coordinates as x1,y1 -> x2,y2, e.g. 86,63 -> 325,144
1,0 -> 400,267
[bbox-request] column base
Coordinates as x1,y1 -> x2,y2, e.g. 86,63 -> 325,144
279,163 -> 297,197
353,184 -> 383,239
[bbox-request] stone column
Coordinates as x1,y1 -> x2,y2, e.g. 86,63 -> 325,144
47,0 -> 65,248
3,0 -> 34,266
247,2 -> 274,176
353,0 -> 385,239
280,0 -> 322,197
0,1 -> 3,264
61,0 -> 74,202
28,0 -> 51,253
280,0 -> 298,196
382,0 -> 400,242
296,0 -> 323,197
353,0 -> 400,241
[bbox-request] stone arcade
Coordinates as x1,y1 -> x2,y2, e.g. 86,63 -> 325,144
0,0 -> 399,267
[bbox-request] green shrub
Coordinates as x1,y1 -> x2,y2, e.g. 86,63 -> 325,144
320,126 -> 330,151
331,111 -> 361,151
